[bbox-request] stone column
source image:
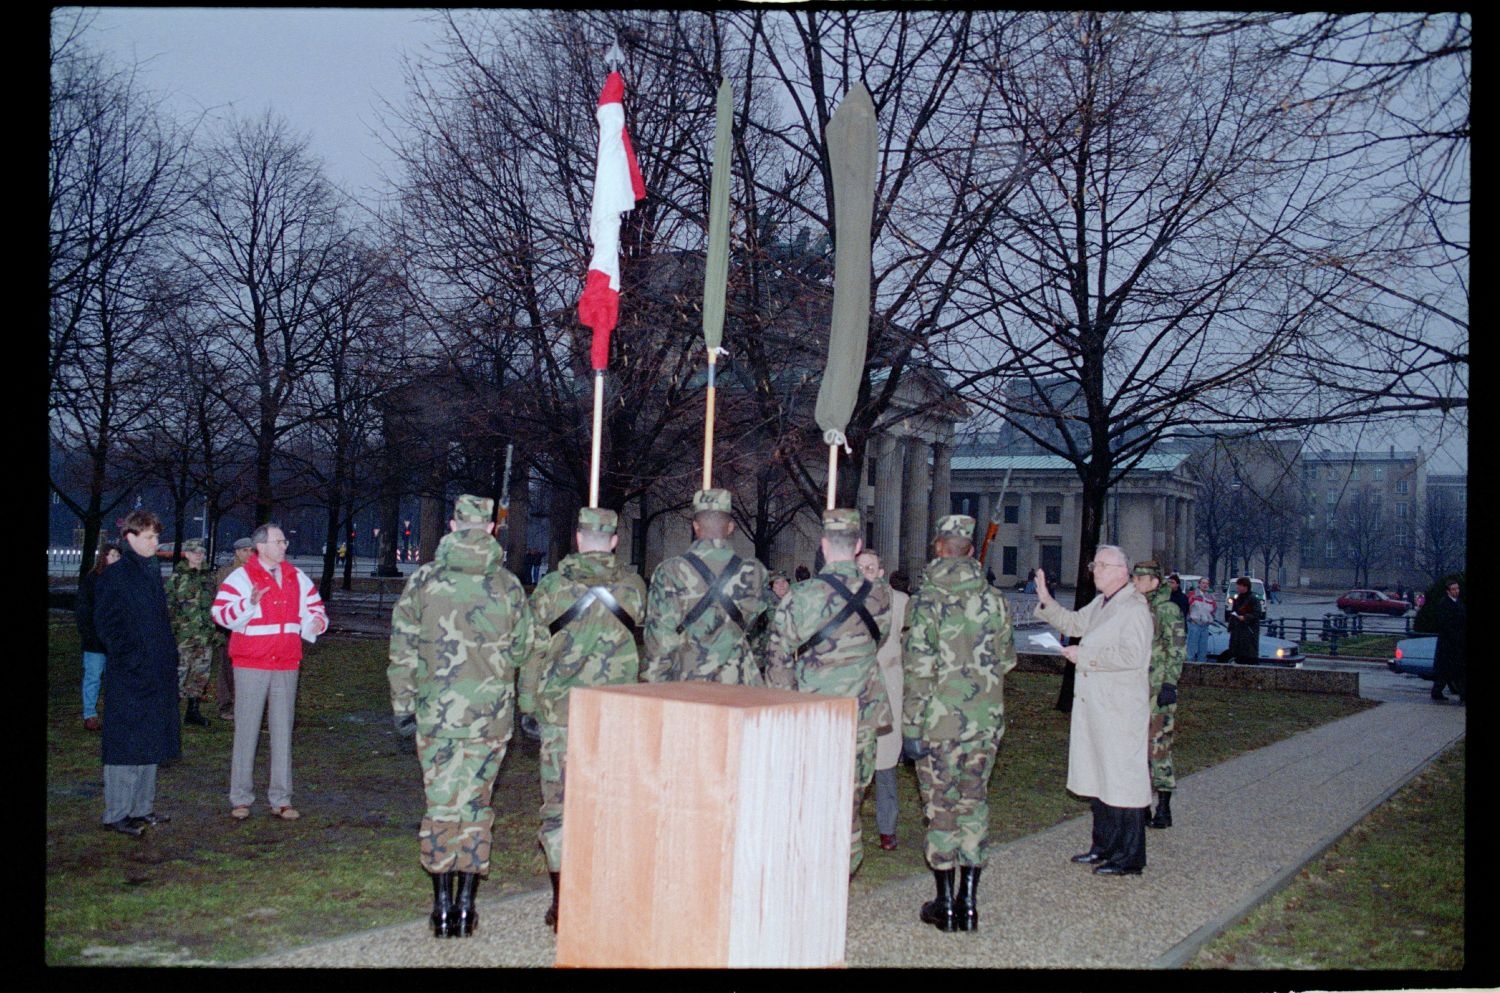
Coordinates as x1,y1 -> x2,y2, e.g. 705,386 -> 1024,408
1060,492 -> 1078,584
1017,491 -> 1034,576
872,434 -> 904,567
901,436 -> 931,579
1152,495 -> 1167,564
928,441 -> 951,535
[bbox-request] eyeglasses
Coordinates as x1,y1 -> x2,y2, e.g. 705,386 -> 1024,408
260,539 -> 289,546
1087,560 -> 1124,572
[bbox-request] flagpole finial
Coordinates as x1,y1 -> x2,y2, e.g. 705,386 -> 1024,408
604,39 -> 624,70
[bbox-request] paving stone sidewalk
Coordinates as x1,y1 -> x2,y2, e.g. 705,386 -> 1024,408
244,692 -> 1464,969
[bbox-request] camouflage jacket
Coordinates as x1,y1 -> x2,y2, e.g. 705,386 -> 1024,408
643,539 -> 771,685
518,550 -> 647,728
1147,583 -> 1187,702
902,555 -> 1016,743
763,560 -> 892,733
387,527 -> 534,740
167,560 -> 221,648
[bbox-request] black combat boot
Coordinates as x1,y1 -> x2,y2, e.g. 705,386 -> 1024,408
429,871 -> 454,938
919,868 -> 957,932
452,872 -> 480,937
544,870 -> 560,932
953,866 -> 982,932
1149,791 -> 1173,829
184,698 -> 209,727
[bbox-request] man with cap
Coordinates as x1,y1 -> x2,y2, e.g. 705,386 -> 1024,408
388,494 -> 535,938
901,516 -> 1016,931
166,538 -> 220,728
643,488 -> 772,685
1133,560 -> 1186,829
518,506 -> 647,932
212,538 -> 255,719
764,508 -> 892,876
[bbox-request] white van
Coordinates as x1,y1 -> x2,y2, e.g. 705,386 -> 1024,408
1223,577 -> 1267,618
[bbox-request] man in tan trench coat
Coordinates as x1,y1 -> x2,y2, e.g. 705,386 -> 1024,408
1034,544 -> 1153,876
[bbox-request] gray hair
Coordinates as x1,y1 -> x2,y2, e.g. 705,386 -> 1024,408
1094,544 -> 1127,568
251,523 -> 283,546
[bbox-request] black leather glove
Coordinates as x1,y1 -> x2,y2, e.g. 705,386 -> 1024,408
902,736 -> 930,762
1156,683 -> 1178,708
393,713 -> 417,737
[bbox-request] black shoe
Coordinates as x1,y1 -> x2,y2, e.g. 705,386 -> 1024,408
184,699 -> 209,727
1093,862 -> 1143,876
544,871 -> 560,932
430,871 -> 454,938
1148,791 -> 1172,829
102,818 -> 145,837
138,812 -> 171,825
453,872 -> 480,937
919,868 -> 957,931
953,866 -> 981,932
1070,851 -> 1108,864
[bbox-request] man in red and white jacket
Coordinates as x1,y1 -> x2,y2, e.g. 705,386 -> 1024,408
212,523 -> 327,821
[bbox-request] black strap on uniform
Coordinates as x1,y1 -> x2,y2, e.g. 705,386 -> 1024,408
796,574 -> 879,657
675,552 -> 748,635
548,585 -> 638,639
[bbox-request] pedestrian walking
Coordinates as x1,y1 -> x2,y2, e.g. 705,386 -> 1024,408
388,495 -> 536,938
901,516 -> 1016,931
1431,578 -> 1465,703
518,507 -> 646,932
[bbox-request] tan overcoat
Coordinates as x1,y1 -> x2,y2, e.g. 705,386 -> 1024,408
1037,587 -> 1153,808
874,587 -> 909,770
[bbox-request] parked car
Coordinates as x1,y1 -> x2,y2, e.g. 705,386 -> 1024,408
1202,619 -> 1303,667
1387,636 -> 1437,680
1222,577 -> 1267,619
1336,589 -> 1411,616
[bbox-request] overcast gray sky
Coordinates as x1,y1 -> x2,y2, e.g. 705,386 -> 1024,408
67,7 -> 452,205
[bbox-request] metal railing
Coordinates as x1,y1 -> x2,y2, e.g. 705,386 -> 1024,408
1265,613 -> 1419,656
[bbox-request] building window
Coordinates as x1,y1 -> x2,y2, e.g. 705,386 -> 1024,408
1374,466 -> 1384,480
1326,539 -> 1336,559
1045,505 -> 1061,525
1002,546 -> 1017,575
1003,504 -> 1019,524
1395,524 -> 1407,544
951,493 -> 976,516
1396,502 -> 1407,520
1325,491 -> 1336,506
1396,479 -> 1409,495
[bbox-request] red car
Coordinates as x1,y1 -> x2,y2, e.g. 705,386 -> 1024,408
1336,589 -> 1411,616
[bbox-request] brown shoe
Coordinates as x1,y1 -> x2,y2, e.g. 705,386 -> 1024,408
83,716 -> 102,732
269,805 -> 301,821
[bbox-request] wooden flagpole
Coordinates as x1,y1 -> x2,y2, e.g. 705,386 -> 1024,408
702,357 -> 717,490
826,444 -> 838,510
589,371 -> 605,507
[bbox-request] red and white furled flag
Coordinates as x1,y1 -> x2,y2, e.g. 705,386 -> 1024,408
578,71 -> 646,371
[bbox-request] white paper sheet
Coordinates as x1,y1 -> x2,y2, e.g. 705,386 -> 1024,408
1028,631 -> 1063,651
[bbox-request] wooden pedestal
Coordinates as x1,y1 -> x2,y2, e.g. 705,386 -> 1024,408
554,682 -> 856,968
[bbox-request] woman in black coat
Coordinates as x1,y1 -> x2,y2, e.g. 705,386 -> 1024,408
1226,577 -> 1260,665
76,543 -> 120,731
94,512 -> 181,832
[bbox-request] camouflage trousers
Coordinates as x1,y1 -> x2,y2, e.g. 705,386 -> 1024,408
538,722 -> 569,872
1150,705 -> 1176,791
849,724 -> 877,874
177,643 -> 213,700
416,733 -> 509,875
915,737 -> 1000,869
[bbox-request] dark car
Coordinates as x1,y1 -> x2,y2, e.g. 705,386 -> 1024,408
1336,589 -> 1411,616
1387,636 -> 1437,680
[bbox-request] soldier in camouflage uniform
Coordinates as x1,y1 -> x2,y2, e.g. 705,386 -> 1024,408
643,488 -> 771,685
518,506 -> 646,932
763,508 -> 891,876
1132,560 -> 1185,830
167,538 -> 220,728
749,571 -> 790,676
902,515 -> 1016,932
388,494 -> 535,939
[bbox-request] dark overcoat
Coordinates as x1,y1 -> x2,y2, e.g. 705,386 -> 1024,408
1433,594 -> 1465,681
95,548 -> 182,766
75,570 -> 107,653
1226,590 -> 1260,661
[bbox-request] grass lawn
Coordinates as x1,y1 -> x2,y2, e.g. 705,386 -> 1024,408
45,616 -> 1374,965
1189,742 -> 1464,970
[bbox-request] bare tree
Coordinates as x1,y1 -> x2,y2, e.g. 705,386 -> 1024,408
1333,487 -> 1389,588
177,112 -> 350,524
49,17 -> 193,574
1417,486 -> 1465,583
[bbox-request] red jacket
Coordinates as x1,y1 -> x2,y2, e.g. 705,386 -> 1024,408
212,553 -> 326,670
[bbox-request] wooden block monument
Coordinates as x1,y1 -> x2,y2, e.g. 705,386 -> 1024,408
554,682 -> 856,968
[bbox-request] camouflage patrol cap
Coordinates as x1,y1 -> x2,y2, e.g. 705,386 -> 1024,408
693,488 -> 732,514
453,493 -> 494,524
578,506 -> 618,534
182,538 -> 206,554
1132,559 -> 1163,579
233,537 -> 254,551
768,570 -> 788,584
821,508 -> 861,534
935,514 -> 976,540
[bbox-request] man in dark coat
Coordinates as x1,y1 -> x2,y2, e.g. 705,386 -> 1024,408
94,510 -> 182,836
1226,577 -> 1260,665
1431,579 -> 1465,703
